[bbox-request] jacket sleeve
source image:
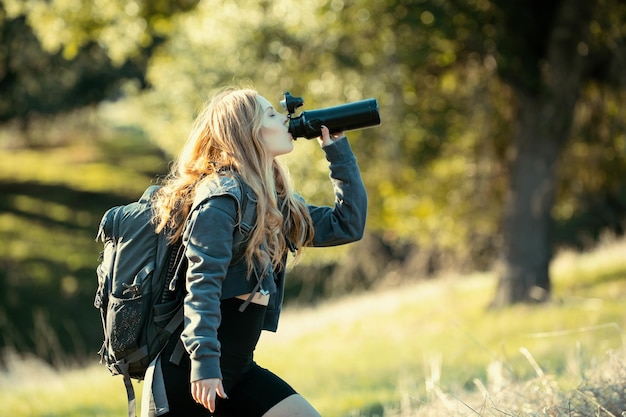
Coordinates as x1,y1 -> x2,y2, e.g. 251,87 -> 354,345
180,195 -> 237,382
308,136 -> 368,247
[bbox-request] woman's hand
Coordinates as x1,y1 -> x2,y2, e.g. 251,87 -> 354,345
191,378 -> 228,412
317,125 -> 345,148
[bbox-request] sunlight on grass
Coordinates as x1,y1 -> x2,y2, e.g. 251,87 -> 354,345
1,140 -> 166,196
0,351 -> 137,417
0,213 -> 98,273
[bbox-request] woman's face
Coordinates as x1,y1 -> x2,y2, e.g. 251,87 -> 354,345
256,95 -> 293,159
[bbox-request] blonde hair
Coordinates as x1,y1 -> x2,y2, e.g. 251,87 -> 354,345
152,87 -> 314,275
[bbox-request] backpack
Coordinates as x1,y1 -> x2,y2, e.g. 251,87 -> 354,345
94,179 -> 255,417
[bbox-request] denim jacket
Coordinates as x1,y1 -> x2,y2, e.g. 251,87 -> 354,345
180,136 -> 367,383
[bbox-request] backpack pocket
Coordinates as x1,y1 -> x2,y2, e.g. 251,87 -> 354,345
106,293 -> 146,358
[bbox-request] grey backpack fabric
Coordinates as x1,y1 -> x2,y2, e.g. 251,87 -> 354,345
94,179 -> 255,417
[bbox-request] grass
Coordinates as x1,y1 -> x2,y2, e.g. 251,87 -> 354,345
0,350 -> 122,417
1,237 -> 626,417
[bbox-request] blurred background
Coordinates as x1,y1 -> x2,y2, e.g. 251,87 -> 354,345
1,0 -> 625,370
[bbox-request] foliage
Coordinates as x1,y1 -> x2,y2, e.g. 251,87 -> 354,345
556,83 -> 626,249
3,0 -> 200,62
0,0 -> 200,125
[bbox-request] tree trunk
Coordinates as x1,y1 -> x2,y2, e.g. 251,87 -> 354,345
491,94 -> 561,305
490,0 -> 593,307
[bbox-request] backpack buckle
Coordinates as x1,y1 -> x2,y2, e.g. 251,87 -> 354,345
122,283 -> 141,297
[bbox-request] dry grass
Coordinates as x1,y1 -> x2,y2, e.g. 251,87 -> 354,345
381,347 -> 626,417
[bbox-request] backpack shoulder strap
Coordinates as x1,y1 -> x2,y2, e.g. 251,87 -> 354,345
140,185 -> 161,203
236,176 -> 256,233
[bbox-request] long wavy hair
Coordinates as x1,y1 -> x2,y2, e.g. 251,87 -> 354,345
152,87 -> 314,276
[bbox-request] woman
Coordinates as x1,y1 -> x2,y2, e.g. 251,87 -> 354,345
149,87 -> 367,417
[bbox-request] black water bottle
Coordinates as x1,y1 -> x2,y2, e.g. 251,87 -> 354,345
281,92 -> 381,139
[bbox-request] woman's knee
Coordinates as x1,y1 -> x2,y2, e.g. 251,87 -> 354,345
262,394 -> 322,417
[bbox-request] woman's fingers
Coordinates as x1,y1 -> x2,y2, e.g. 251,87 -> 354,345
191,378 -> 226,412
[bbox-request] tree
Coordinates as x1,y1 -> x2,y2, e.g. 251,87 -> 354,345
0,0 -> 200,129
484,0 -> 626,306
308,0 -> 626,301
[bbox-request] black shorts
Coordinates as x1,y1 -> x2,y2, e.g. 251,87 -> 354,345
160,298 -> 297,417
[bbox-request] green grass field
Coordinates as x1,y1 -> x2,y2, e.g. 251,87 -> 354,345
1,237 -> 625,417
